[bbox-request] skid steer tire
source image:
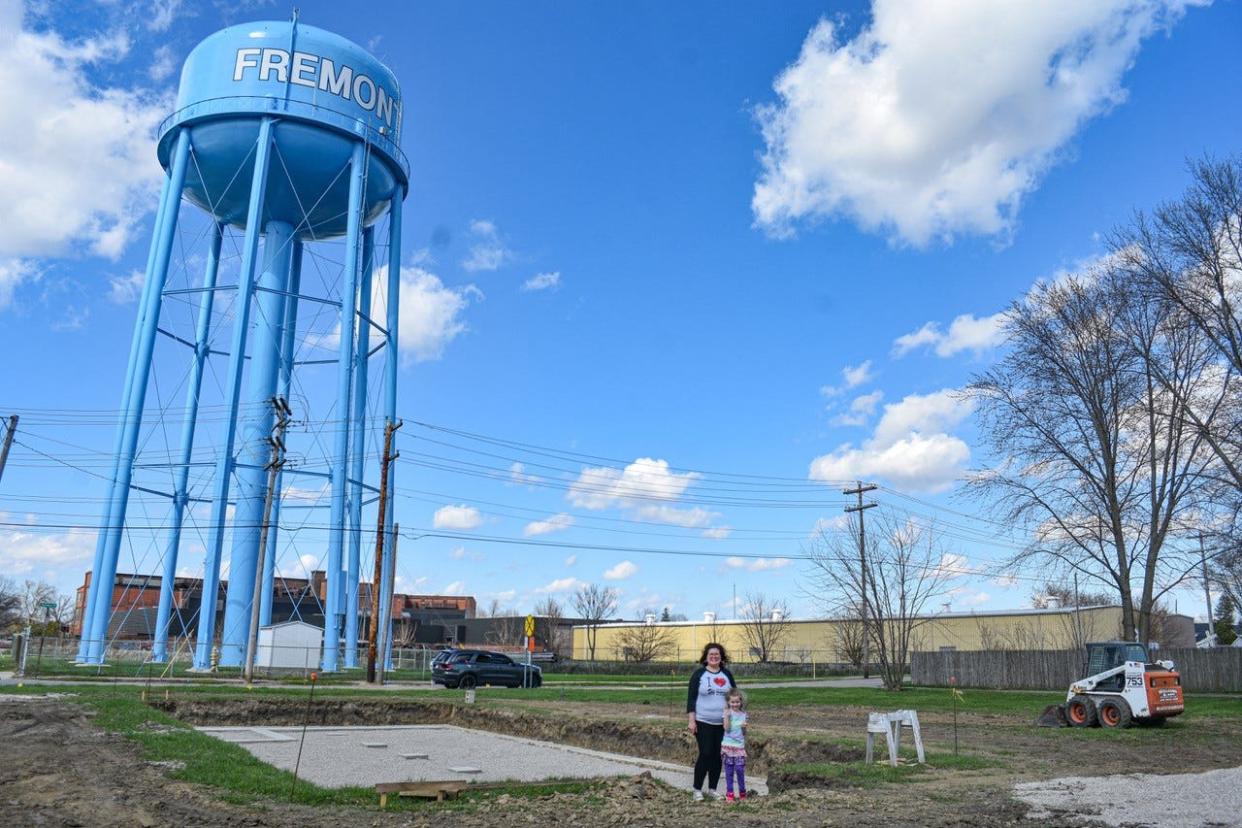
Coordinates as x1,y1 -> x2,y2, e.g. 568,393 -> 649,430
1067,695 -> 1098,728
1098,697 -> 1132,729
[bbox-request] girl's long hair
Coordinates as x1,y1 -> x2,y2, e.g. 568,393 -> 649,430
699,642 -> 729,666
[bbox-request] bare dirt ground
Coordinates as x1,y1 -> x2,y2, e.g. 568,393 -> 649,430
3,692 -> 1239,827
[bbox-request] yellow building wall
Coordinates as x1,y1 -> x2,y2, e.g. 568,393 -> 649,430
570,607 -> 1123,663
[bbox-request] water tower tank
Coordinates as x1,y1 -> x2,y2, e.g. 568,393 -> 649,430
159,20 -> 407,234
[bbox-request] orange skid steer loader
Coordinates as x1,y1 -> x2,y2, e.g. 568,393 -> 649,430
1036,641 -> 1184,729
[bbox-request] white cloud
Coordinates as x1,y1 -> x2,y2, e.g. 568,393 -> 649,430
149,44 -> 176,82
893,311 -> 1008,357
702,526 -> 732,540
633,504 -> 717,529
991,574 -> 1019,588
148,0 -> 185,33
821,360 -> 876,398
369,265 -> 482,364
934,552 -> 979,579
810,388 -> 973,492
524,513 -> 574,537
450,547 -> 467,559
443,580 -> 466,595
604,560 -> 638,580
461,219 -> 511,272
0,528 -> 96,592
956,590 -> 992,608
871,389 -> 974,447
0,15 -> 166,265
521,271 -> 561,292
433,504 -> 483,530
535,576 -> 587,594
832,390 -> 884,427
564,554 -> 577,566
568,458 -> 699,510
107,269 -> 144,304
725,556 -> 792,572
509,461 -> 536,485
0,259 -> 37,310
842,360 -> 873,388
753,1 -> 1200,244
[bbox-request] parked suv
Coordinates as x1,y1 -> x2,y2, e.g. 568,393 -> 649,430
431,649 -> 542,689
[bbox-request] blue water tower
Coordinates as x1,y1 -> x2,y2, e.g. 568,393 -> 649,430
77,17 -> 408,672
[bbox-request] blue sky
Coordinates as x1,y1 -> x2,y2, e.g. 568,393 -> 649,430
0,0 -> 1237,623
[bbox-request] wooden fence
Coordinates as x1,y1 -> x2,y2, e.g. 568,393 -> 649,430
911,647 -> 1242,692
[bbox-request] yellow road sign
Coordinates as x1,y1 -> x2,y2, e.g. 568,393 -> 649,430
524,614 -> 536,637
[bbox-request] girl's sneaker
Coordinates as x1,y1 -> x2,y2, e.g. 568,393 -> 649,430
739,790 -> 748,800
692,790 -> 704,802
725,793 -> 736,803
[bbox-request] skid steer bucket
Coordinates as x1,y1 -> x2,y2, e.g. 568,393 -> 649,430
1035,704 -> 1068,727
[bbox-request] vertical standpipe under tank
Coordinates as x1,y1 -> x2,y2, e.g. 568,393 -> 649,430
76,19 -> 408,672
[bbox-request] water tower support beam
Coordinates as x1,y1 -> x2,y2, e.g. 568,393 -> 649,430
83,130 -> 192,664
151,221 -> 223,663
193,119 -> 275,670
344,227 -> 375,668
219,218 -> 295,666
380,193 -> 402,670
322,140 -> 368,672
76,168 -> 176,663
260,239 -> 302,627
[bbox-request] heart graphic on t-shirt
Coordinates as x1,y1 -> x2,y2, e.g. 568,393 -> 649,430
713,676 -> 727,687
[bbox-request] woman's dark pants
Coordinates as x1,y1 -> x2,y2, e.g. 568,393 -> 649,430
692,721 -> 724,791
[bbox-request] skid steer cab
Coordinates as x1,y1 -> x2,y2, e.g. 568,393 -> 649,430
1055,641 -> 1184,729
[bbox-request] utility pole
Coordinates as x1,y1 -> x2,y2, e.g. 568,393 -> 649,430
375,525 -> 399,685
367,419 -> 401,683
844,481 -> 877,679
0,414 -> 18,484
243,397 -> 291,684
1199,534 -> 1215,646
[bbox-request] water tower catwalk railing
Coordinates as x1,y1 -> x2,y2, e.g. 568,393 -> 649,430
75,19 -> 408,673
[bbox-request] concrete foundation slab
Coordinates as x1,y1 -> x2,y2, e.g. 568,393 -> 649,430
198,724 -> 767,795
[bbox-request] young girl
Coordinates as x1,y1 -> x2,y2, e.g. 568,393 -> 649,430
721,688 -> 748,802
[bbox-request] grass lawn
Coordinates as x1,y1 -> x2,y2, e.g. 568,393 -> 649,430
4,681 -> 1238,812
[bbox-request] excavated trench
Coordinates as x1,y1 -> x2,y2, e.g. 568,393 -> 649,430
151,697 -> 863,790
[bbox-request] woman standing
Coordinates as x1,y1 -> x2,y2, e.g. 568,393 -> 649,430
686,642 -> 736,800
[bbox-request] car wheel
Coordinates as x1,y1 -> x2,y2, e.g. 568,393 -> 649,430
459,674 -> 477,690
532,675 -> 542,688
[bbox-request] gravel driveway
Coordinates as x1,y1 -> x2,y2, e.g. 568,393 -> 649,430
1015,765 -> 1242,827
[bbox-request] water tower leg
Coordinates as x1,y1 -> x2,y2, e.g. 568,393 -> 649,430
323,141 -> 368,672
193,119 -> 275,670
380,194 -> 402,671
344,228 -> 375,668
152,222 -> 223,663
260,240 -> 302,628
219,219 -> 295,666
76,169 -> 175,663
84,130 -> 193,664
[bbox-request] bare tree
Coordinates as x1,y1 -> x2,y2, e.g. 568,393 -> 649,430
832,615 -> 866,668
572,584 -> 617,662
479,598 -> 502,618
808,512 -> 952,690
17,581 -> 57,628
615,623 -> 676,662
0,577 -> 20,633
485,610 -> 522,647
532,596 -> 568,655
392,617 -> 419,648
965,264 -> 1213,644
738,593 -> 792,663
1111,157 -> 1242,542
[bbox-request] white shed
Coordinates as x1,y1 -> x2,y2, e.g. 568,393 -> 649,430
256,621 -> 323,670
